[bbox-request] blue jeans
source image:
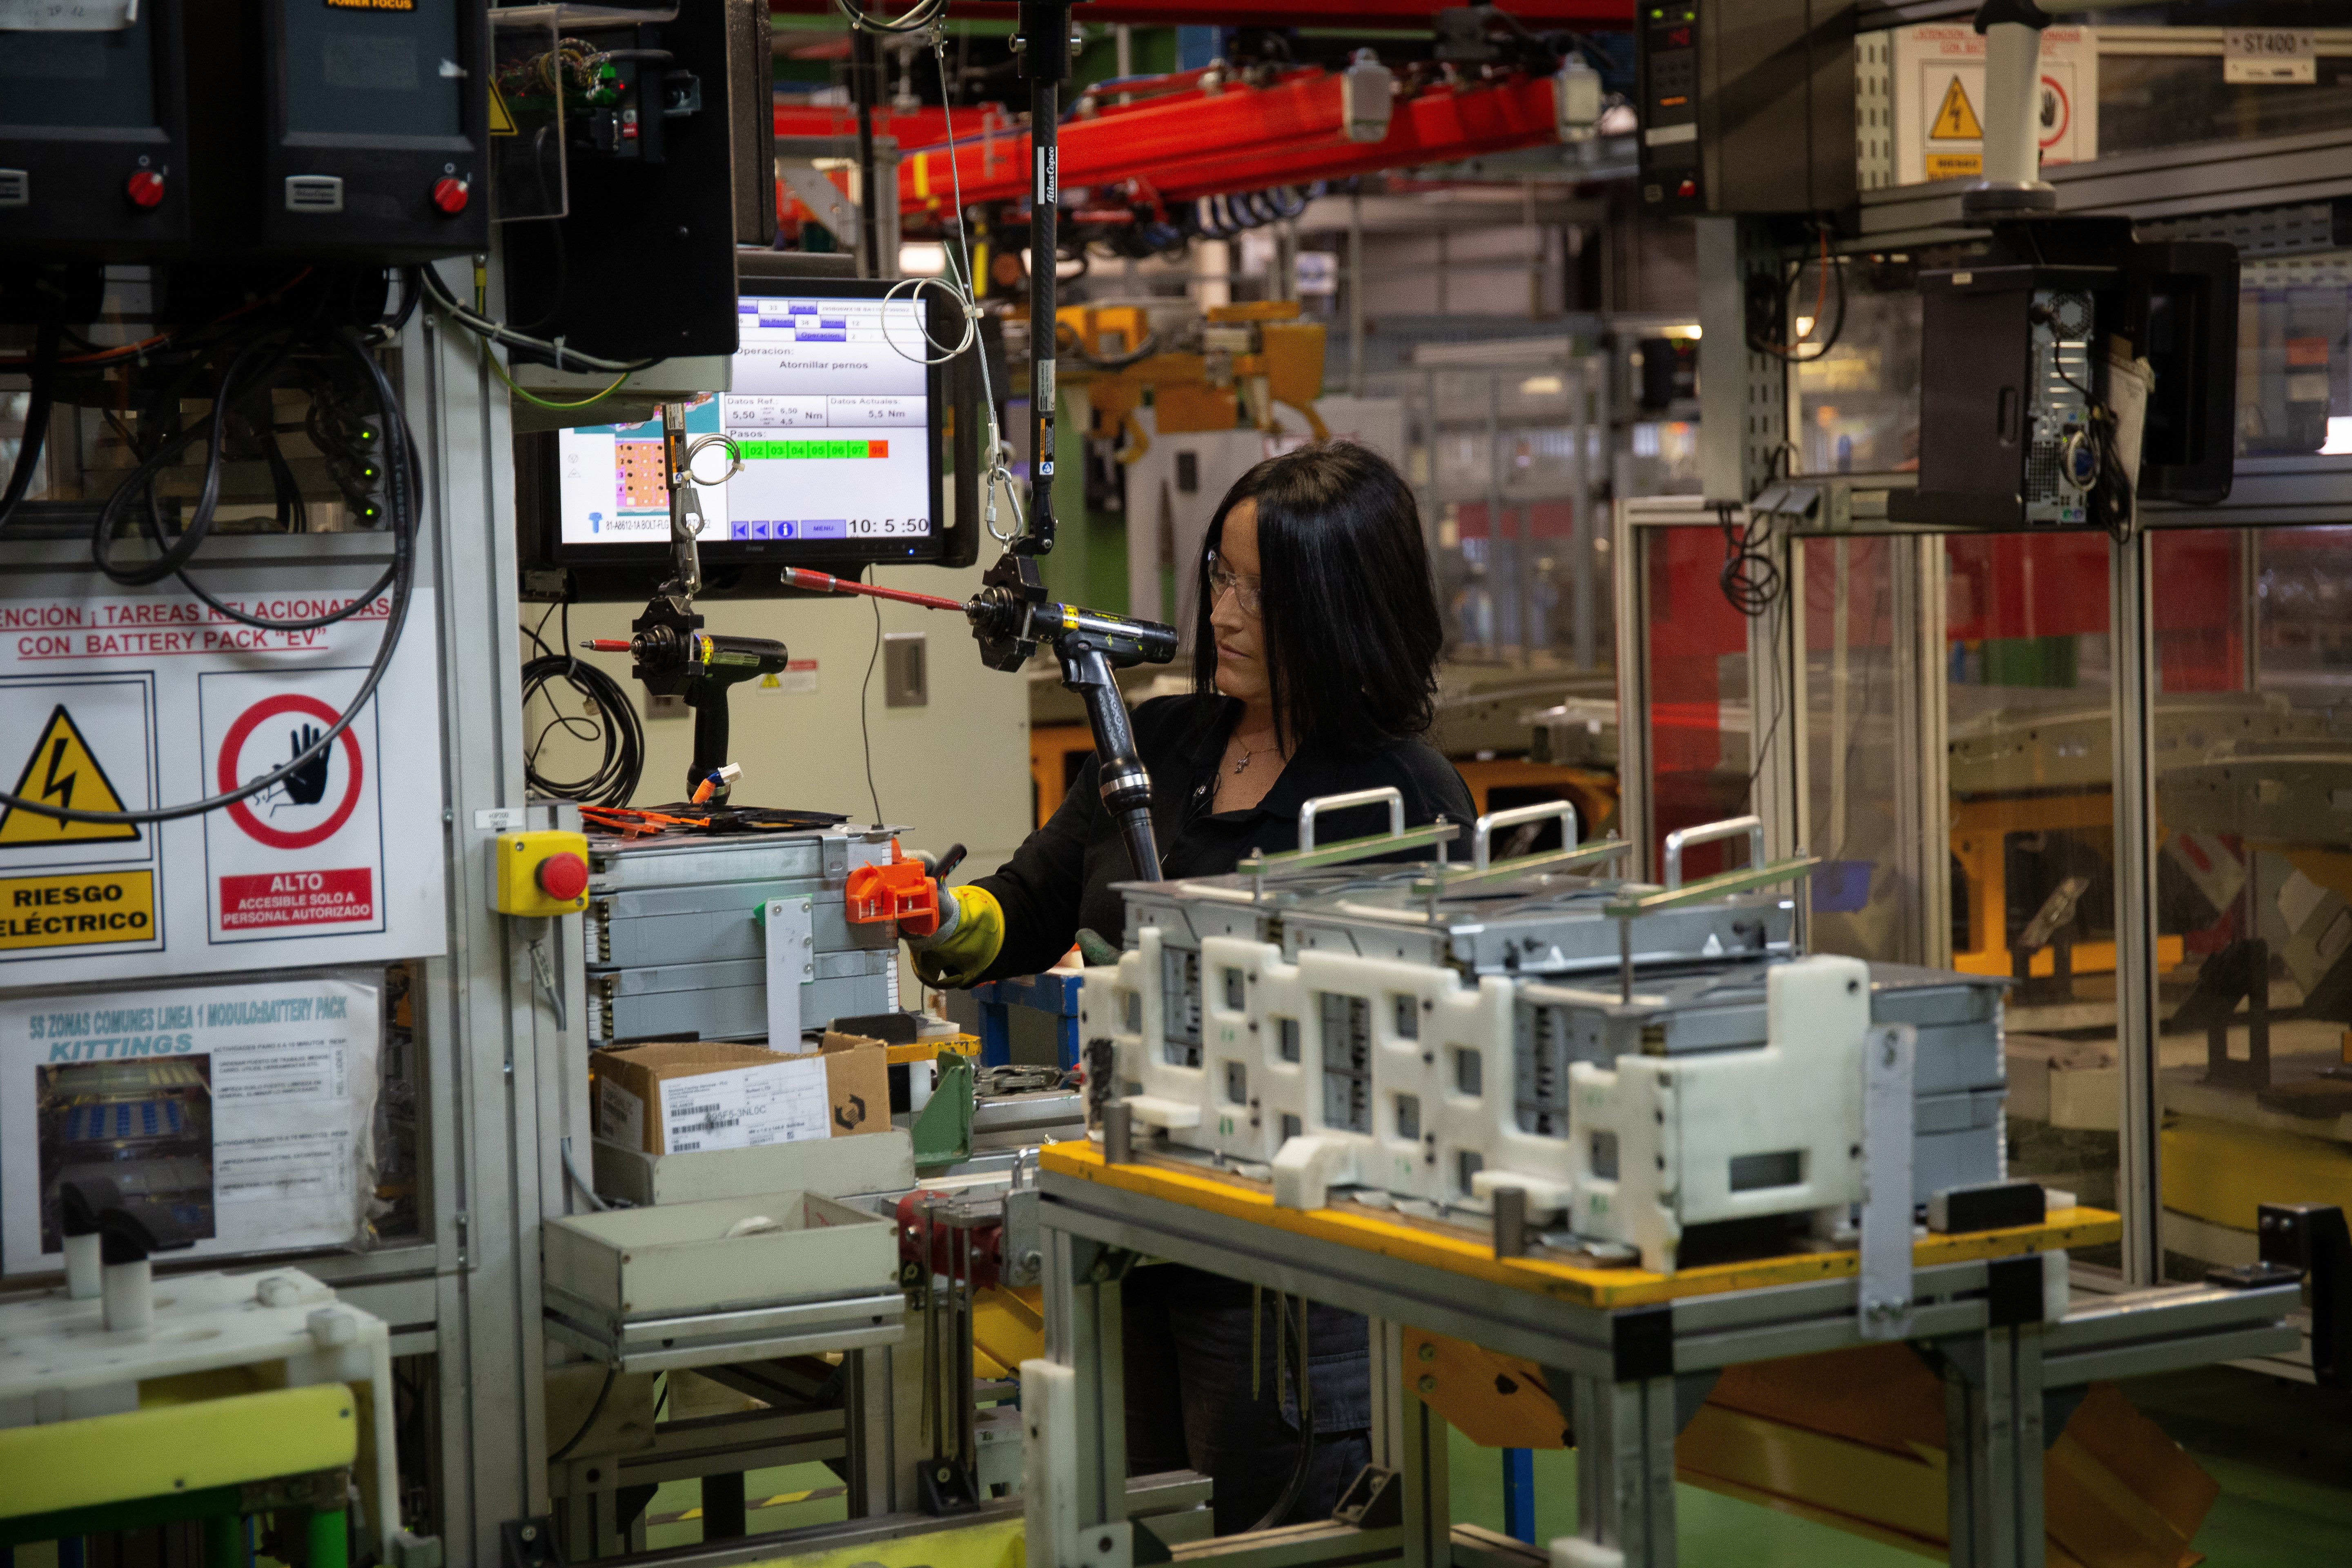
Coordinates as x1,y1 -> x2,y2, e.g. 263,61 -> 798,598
1122,1265 -> 1373,1535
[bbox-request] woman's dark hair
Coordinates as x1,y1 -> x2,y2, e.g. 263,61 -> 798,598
1190,441 -> 1443,753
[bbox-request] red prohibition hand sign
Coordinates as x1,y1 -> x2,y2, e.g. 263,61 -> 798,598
218,693 -> 365,850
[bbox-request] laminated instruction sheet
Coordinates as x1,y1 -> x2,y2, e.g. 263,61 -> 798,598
1,973 -> 380,1274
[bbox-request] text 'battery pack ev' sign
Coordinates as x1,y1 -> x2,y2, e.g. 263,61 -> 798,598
0,588 -> 445,982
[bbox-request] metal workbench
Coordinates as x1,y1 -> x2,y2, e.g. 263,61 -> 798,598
1033,1142 -> 2301,1568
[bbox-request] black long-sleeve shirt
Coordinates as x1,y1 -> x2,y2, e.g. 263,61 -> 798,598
973,693 -> 1476,982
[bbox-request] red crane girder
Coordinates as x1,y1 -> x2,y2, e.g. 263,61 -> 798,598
881,67 -> 1568,216
1136,72 -> 1566,202
897,68 -> 1361,211
774,103 -> 964,147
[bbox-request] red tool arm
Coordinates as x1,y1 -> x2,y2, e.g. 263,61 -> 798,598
780,566 -> 971,614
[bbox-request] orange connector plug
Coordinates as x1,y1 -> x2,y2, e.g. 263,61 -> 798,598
846,840 -> 940,937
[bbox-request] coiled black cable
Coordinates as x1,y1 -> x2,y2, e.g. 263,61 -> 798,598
1715,500 -> 1781,618
522,604 -> 646,808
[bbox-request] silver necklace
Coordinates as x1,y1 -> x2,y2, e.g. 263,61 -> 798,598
1232,729 -> 1276,775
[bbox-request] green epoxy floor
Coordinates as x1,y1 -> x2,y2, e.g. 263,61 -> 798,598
623,1366 -> 2352,1565
1441,1366 -> 2352,1568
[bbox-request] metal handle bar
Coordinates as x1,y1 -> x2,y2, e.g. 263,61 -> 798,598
1473,800 -> 1579,871
1663,814 -> 1764,890
1298,788 -> 1404,853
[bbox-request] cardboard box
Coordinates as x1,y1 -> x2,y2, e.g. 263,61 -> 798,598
592,1038 -> 892,1155
819,1033 -> 891,1137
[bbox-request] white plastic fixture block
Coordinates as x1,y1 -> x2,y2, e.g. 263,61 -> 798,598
1568,953 -> 1871,1271
1081,929 -> 1575,1216
0,1267 -> 401,1558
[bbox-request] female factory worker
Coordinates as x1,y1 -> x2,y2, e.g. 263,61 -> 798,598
909,440 -> 1474,1533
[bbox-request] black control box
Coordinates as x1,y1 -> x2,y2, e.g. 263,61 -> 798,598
1638,0 -> 1855,217
0,1 -> 192,258
185,0 -> 490,261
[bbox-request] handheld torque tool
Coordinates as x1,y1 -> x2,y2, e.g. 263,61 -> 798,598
590,399 -> 779,802
782,564 -> 1177,879
584,619 -> 788,803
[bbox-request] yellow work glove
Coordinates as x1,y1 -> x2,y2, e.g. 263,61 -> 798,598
908,884 -> 1005,989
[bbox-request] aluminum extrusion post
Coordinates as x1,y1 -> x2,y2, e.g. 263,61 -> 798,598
1036,1227 -> 1132,1568
842,1347 -> 895,1517
1017,0 -> 1076,556
1569,1375 -> 1677,1568
1942,1326 -> 2048,1568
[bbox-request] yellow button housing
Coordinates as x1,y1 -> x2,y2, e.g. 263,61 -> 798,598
492,829 -> 591,916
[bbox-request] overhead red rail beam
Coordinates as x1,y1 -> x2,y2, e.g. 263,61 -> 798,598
1140,72 -> 1567,201
872,69 -> 1571,216
770,2 -> 1633,20
898,68 -> 1365,211
775,103 -> 964,147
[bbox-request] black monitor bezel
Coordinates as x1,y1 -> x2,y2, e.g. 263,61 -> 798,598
529,275 -> 953,580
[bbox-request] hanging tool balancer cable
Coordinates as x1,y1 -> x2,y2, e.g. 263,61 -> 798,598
0,307 -> 424,826
1018,0 -> 1072,558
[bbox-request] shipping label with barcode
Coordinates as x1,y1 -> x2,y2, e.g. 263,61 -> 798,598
657,1056 -> 829,1154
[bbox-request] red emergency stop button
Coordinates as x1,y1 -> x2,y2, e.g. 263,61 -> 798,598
126,170 -> 166,209
536,852 -> 588,902
431,176 -> 470,215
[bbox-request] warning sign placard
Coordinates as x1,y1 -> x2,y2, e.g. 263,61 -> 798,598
202,673 -> 387,942
0,869 -> 156,953
1893,24 -> 2098,188
0,674 -> 161,960
1929,76 -> 1984,142
0,588 -> 443,982
1,705 -> 143,846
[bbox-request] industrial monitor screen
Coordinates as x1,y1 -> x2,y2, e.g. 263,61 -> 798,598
536,276 -> 949,579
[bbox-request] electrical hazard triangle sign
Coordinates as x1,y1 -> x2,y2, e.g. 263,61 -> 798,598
0,705 -> 141,845
1930,76 -> 1984,140
488,80 -> 518,136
